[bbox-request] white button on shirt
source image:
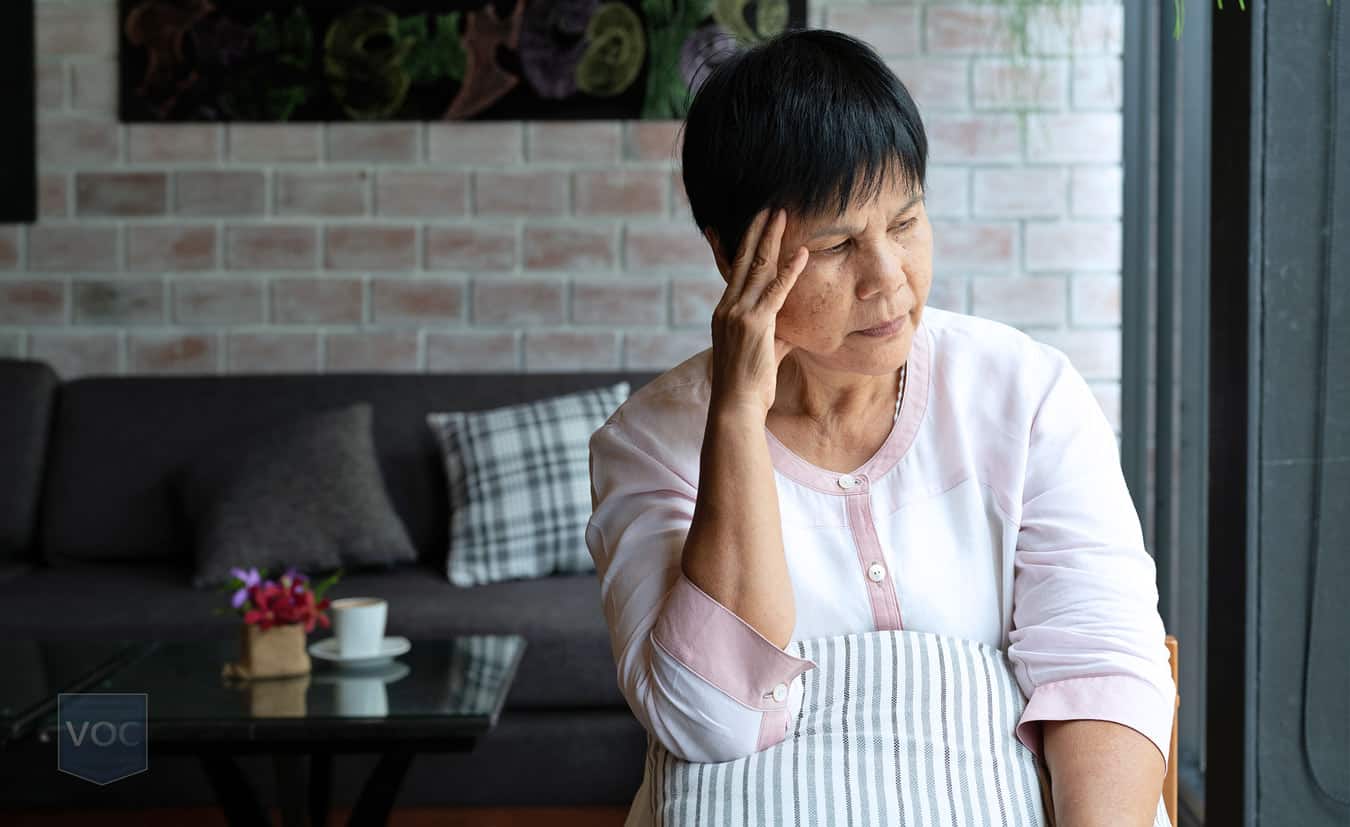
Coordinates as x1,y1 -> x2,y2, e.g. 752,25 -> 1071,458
837,474 -> 858,489
867,562 -> 886,583
771,683 -> 788,703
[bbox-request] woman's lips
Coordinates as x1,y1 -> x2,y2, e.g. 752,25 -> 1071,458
855,314 -> 907,337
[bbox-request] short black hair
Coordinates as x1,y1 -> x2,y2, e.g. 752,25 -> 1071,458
679,28 -> 928,263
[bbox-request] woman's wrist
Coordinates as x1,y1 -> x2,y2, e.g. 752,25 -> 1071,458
708,393 -> 770,427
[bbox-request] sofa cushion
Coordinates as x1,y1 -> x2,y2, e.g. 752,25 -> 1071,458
427,382 -> 629,586
175,402 -> 416,587
37,370 -> 660,565
0,359 -> 59,565
0,561 -> 625,709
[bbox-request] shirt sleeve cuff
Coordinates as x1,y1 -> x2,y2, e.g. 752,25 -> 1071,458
1015,674 -> 1176,772
652,572 -> 817,714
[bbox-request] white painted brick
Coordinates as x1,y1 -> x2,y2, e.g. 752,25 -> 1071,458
10,0 -> 1126,376
1025,221 -> 1121,271
973,59 -> 1069,110
1072,57 -> 1124,110
828,6 -> 920,56
973,168 -> 1069,218
888,58 -> 970,111
1071,274 -> 1122,325
1028,113 -> 1122,162
1070,167 -> 1123,217
972,275 -> 1067,327
924,167 -> 969,218
925,276 -> 968,314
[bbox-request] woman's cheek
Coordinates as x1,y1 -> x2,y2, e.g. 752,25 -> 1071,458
772,290 -> 815,342
775,283 -> 842,346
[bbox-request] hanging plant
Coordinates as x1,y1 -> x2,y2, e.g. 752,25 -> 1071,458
1173,0 -> 1331,40
981,0 -> 1335,53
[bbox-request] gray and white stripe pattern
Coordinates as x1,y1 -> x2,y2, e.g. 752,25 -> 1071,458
645,629 -> 1171,826
441,635 -> 524,716
427,381 -> 629,586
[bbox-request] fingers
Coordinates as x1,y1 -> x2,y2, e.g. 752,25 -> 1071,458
760,244 -> 807,311
735,207 -> 787,304
726,207 -> 774,299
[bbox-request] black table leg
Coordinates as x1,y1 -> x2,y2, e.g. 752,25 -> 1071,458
310,750 -> 333,827
200,755 -> 270,827
273,753 -> 310,827
346,748 -> 416,827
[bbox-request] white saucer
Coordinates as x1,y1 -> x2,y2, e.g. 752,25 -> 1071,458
309,661 -> 410,685
308,636 -> 410,668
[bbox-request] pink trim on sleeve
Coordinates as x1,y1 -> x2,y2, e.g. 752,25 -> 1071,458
1014,673 -> 1176,772
756,707 -> 791,751
652,572 -> 817,712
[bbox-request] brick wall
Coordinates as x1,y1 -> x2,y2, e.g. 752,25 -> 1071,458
0,0 -> 1124,430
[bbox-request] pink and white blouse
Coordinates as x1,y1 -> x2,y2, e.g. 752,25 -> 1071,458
585,305 -> 1175,773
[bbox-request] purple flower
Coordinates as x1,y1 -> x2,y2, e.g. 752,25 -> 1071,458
282,566 -> 309,584
279,567 -> 311,597
229,567 -> 261,609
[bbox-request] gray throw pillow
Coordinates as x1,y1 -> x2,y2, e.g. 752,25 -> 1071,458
427,382 -> 629,587
178,403 -> 416,588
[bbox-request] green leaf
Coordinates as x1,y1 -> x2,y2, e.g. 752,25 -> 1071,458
267,86 -> 309,121
254,11 -> 280,54
401,12 -> 466,85
311,567 -> 344,601
280,7 -> 314,69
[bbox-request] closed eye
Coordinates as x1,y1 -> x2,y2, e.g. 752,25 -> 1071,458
818,220 -> 915,256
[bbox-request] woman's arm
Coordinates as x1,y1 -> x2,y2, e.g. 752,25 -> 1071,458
1005,341 -> 1176,803
1043,719 -> 1164,826
682,206 -> 808,647
587,417 -> 815,764
680,401 -> 796,647
587,207 -> 816,763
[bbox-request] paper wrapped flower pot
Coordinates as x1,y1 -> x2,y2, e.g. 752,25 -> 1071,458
222,622 -> 312,680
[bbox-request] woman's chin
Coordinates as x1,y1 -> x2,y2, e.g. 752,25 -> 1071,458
848,327 -> 913,369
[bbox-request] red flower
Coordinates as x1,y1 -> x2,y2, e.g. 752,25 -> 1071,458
240,580 -> 332,632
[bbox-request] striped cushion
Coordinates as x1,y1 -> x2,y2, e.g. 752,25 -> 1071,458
427,382 -> 628,586
641,629 -> 1171,826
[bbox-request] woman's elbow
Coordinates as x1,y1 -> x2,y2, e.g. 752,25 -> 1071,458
627,671 -> 767,764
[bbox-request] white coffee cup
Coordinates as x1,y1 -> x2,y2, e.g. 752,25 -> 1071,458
330,597 -> 387,658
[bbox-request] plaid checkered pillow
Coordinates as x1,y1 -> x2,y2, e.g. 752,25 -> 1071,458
427,382 -> 629,586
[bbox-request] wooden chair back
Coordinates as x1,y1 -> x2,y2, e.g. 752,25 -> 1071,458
1165,634 -> 1179,826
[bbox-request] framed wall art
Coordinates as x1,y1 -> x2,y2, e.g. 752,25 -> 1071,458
117,0 -> 808,122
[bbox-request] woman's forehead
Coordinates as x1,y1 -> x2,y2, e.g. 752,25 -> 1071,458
791,179 -> 924,233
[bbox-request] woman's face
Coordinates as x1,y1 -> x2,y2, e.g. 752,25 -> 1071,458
772,174 -> 933,377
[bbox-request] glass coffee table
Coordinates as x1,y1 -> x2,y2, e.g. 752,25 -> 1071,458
0,639 -> 150,746
31,635 -> 525,827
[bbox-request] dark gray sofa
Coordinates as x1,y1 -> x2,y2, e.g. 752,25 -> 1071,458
0,357 -> 660,810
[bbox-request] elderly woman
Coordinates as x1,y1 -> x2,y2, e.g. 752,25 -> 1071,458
586,28 -> 1173,827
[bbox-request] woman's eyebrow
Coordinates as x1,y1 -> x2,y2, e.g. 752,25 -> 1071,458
804,192 -> 924,241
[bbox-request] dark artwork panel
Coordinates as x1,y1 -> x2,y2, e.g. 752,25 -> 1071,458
1,0 -> 36,222
117,0 -> 808,123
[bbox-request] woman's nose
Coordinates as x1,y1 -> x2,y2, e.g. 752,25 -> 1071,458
854,244 -> 909,301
